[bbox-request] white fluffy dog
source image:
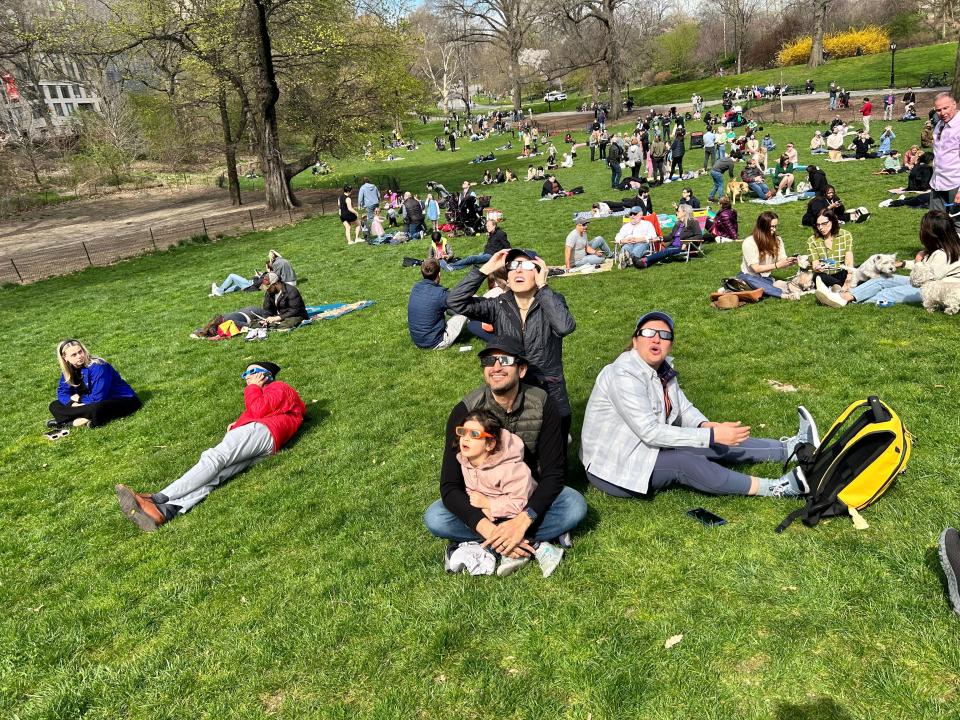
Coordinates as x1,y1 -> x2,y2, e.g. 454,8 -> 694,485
911,262 -> 960,314
851,253 -> 913,287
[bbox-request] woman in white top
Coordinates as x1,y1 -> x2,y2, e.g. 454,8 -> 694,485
736,211 -> 800,299
816,210 -> 960,308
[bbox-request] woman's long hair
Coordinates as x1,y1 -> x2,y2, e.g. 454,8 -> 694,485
200,315 -> 226,338
920,210 -> 960,263
752,211 -> 780,260
57,339 -> 99,386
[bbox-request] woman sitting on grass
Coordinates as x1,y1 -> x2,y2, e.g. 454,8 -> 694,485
807,209 -> 854,291
450,409 -> 564,578
816,210 -> 960,308
772,154 -> 796,195
736,211 -> 801,299
704,197 -> 739,243
802,185 -> 868,227
633,204 -> 701,269
46,340 -> 141,439
580,311 -> 819,500
903,145 -> 923,170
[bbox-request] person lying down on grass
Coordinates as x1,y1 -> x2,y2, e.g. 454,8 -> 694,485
115,361 -> 305,532
191,307 -> 269,339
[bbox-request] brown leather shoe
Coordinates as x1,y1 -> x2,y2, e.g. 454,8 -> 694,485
115,484 -> 166,532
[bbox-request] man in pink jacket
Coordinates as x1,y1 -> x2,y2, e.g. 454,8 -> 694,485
115,361 -> 306,532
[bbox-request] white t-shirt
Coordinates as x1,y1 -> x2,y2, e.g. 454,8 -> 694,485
615,220 -> 658,245
741,235 -> 787,276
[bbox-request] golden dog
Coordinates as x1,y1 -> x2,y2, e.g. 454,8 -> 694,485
726,180 -> 749,204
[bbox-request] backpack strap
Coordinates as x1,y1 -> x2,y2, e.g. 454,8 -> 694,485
775,508 -> 805,533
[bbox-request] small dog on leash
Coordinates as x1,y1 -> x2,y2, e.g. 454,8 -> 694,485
850,253 -> 913,287
727,180 -> 749,204
911,262 -> 960,314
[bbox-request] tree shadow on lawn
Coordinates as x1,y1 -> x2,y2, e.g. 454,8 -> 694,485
925,543 -> 953,614
775,697 -> 854,720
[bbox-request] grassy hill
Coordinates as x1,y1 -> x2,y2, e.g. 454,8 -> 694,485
2,114 -> 960,718
513,42 -> 957,113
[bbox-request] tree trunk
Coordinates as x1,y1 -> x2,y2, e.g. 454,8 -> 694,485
952,32 -> 960,101
509,52 -> 522,112
808,0 -> 828,69
606,29 -> 622,120
248,0 -> 296,210
217,84 -> 242,206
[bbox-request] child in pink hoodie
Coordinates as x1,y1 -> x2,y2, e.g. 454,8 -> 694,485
456,410 -> 536,522
453,410 -> 565,577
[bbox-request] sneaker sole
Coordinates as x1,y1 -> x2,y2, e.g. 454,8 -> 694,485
797,405 -> 821,448
115,484 -> 158,532
938,528 -> 960,616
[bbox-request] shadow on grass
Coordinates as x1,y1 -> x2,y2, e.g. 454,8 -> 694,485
282,398 -> 331,451
775,697 -> 854,720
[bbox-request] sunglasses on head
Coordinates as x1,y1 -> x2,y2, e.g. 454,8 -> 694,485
455,426 -> 495,440
635,327 -> 673,340
508,260 -> 538,271
480,354 -> 519,367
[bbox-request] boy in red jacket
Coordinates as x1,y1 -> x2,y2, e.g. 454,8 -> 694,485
115,361 -> 306,532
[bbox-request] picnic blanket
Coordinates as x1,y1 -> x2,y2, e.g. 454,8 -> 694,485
305,301 -> 375,320
749,192 -> 815,206
573,209 -> 630,223
547,260 -> 614,277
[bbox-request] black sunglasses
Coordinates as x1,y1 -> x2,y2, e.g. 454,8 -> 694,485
635,328 -> 673,340
480,354 -> 519,367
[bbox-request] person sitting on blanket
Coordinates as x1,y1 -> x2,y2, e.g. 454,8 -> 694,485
772,154 -> 796,196
809,131 -> 828,154
428,230 -> 456,269
633,204 -> 701,269
903,145 -> 923,171
876,149 -> 902,174
114,361 -> 306,532
260,272 -> 308,331
736,211 -> 802,300
678,187 -> 701,209
741,157 -> 773,199
802,184 -> 868,227
564,218 -> 612,269
541,175 -> 564,198
849,130 -> 876,160
615,206 -> 660,263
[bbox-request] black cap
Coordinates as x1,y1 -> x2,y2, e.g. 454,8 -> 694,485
249,361 -> 281,377
504,248 -> 539,266
478,336 -> 527,364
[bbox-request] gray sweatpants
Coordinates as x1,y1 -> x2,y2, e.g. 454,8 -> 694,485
157,422 -> 274,514
588,438 -> 787,498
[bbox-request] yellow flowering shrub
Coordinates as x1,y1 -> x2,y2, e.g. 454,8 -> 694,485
777,26 -> 891,66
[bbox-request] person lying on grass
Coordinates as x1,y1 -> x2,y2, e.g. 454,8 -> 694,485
815,210 -> 960,309
115,361 -> 305,532
209,249 -> 294,297
46,339 -> 141,440
191,307 -> 269,339
580,311 -> 820,500
423,337 -> 587,576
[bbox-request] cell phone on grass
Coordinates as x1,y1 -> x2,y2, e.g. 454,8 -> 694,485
687,507 -> 727,527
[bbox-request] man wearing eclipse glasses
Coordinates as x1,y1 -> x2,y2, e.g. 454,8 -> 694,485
424,336 -> 587,571
114,362 -> 306,532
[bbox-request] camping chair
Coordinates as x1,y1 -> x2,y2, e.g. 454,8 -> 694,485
614,213 -> 662,269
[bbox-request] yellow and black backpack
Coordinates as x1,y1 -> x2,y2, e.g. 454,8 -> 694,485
776,397 -> 912,532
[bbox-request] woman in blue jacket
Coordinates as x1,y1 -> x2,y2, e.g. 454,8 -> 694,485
47,340 -> 141,436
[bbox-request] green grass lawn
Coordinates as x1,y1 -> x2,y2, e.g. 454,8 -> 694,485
3,115 -> 960,718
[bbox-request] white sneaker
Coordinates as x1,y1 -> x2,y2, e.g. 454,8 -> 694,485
210,282 -> 223,297
878,199 -> 893,208
496,555 -> 531,577
535,542 -> 564,578
796,405 -> 821,448
446,542 -> 496,575
815,276 -> 848,308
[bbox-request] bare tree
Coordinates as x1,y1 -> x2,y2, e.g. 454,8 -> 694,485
717,0 -> 760,74
409,7 -> 462,114
441,0 -> 540,112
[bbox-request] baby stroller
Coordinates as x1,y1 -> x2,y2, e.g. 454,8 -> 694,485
446,193 -> 487,235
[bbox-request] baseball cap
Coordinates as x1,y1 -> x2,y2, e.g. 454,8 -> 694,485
478,336 -> 527,364
505,248 -> 539,266
634,311 -> 674,337
630,206 -> 644,215
260,271 -> 280,286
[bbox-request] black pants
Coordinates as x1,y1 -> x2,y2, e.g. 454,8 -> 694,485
813,269 -> 848,288
49,396 -> 142,427
670,156 -> 684,177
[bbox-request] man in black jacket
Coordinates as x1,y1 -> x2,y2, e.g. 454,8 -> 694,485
446,217 -> 511,270
260,272 -> 308,330
423,336 -> 587,566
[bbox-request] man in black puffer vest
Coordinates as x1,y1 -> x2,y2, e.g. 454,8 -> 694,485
423,336 -> 587,568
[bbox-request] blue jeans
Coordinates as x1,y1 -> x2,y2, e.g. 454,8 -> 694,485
639,245 -> 684,267
737,272 -> 783,298
423,486 -> 588,543
447,253 -> 491,270
829,96 -> 837,110
709,170 -> 724,200
573,238 -> 613,267
748,181 -> 769,198
365,205 -> 377,222
218,273 -> 253,293
610,162 -> 622,189
406,222 -> 423,239
624,242 -> 651,259
716,144 -> 726,160
850,275 -> 921,306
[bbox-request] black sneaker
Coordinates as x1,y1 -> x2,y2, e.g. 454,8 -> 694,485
46,419 -> 63,429
939,527 -> 960,617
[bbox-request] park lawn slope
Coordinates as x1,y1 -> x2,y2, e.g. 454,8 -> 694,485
1,118 -> 959,718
